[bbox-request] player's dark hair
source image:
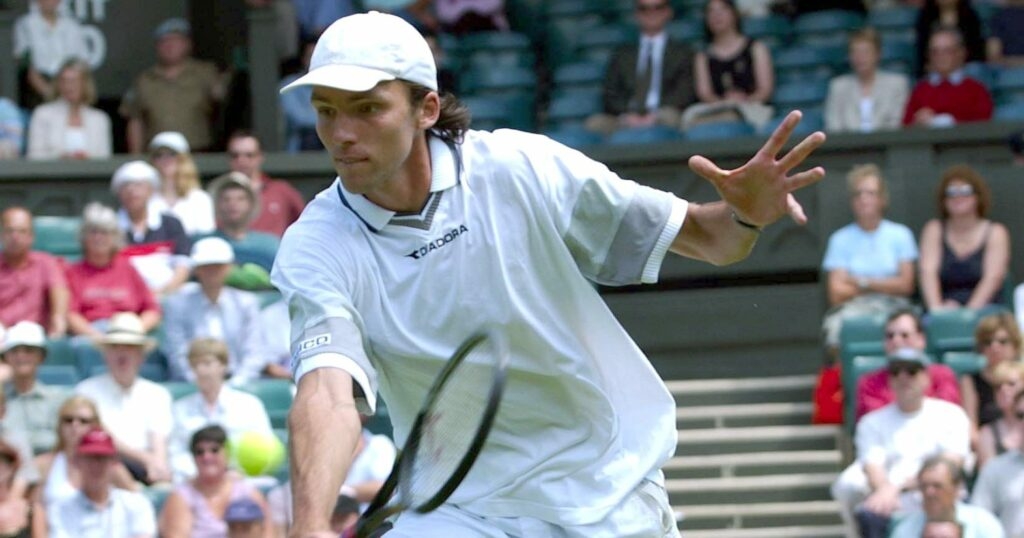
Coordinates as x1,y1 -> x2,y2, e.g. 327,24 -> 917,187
406,82 -> 470,144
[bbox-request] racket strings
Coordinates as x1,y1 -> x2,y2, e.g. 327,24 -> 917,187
407,345 -> 497,506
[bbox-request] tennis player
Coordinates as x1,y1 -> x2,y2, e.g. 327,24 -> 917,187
274,11 -> 826,538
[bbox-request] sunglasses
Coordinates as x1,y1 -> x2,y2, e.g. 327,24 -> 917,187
60,415 -> 96,425
945,185 -> 974,198
636,2 -> 669,12
192,445 -> 223,457
983,337 -> 1012,347
888,363 -> 924,377
885,330 -> 915,340
150,150 -> 177,160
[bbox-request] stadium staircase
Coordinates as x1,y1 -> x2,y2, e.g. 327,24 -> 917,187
666,374 -> 846,537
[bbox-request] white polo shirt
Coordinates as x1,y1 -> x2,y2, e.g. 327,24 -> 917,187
272,129 -> 685,525
47,488 -> 156,538
76,374 -> 173,452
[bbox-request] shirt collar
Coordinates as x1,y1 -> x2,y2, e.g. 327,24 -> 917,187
117,206 -> 162,233
928,69 -> 965,86
336,135 -> 460,232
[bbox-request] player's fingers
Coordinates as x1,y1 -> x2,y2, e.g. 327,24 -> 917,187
787,194 -> 808,225
758,110 -> 801,159
786,166 -> 827,191
776,130 -> 826,172
688,155 -> 728,184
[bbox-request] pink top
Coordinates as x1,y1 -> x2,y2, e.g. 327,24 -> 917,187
855,363 -> 962,420
0,251 -> 66,330
65,256 -> 159,322
249,175 -> 305,238
175,478 -> 255,538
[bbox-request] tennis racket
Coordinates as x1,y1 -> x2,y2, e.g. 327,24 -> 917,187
355,327 -> 509,537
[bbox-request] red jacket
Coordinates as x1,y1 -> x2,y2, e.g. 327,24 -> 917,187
902,74 -> 994,125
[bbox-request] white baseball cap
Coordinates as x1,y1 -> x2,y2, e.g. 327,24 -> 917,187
279,11 -> 437,95
0,321 -> 46,356
190,237 -> 235,267
149,131 -> 190,155
110,160 -> 160,194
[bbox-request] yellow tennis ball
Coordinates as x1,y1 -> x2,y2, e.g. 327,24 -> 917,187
231,431 -> 286,477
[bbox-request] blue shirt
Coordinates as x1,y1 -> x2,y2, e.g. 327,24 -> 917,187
890,502 -> 1005,538
822,219 -> 918,279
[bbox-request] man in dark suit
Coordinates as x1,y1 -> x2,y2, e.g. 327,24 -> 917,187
585,0 -> 696,135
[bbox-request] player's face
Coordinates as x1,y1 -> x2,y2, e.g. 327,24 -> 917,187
311,81 -> 439,207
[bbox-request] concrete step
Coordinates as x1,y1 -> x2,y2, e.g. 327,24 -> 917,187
681,524 -> 846,538
669,375 -> 816,407
678,500 -> 842,531
662,450 -> 842,479
666,473 -> 835,506
677,425 -> 842,456
677,402 -> 814,429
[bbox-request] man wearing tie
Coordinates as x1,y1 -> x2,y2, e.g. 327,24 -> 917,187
586,0 -> 696,135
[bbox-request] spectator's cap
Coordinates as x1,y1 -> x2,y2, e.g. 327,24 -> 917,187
207,172 -> 261,225
94,312 -> 156,350
224,498 -> 264,523
148,131 -> 190,155
887,347 -> 931,366
76,427 -> 118,456
279,11 -> 437,95
154,17 -> 191,40
1009,130 -> 1024,156
190,237 -> 235,267
110,160 -> 160,194
0,321 -> 46,356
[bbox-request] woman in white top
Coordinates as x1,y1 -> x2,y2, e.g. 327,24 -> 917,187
149,132 -> 215,236
26,59 -> 111,160
168,338 -> 272,482
824,28 -> 910,133
34,395 -> 139,508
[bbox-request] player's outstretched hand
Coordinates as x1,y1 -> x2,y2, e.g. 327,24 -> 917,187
688,110 -> 826,228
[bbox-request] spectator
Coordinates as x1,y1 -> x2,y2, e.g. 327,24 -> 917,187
158,425 -> 270,538
987,0 -> 1024,67
0,386 -> 40,500
148,132 -> 215,236
915,0 -> 985,76
206,172 -> 281,275
856,309 -> 962,420
889,455 -> 1004,538
75,313 -> 173,485
820,164 -> 917,357
0,206 -> 69,337
919,164 -> 1009,311
584,0 -> 696,136
168,338 -> 272,481
120,17 -> 228,154
258,299 -> 291,380
0,440 -> 45,537
0,97 -> 24,159
435,0 -> 510,35
976,363 -> 1024,470
292,0 -> 357,40
162,238 -> 271,384
681,0 -> 774,131
960,313 -> 1022,444
1010,129 -> 1024,168
65,203 -> 161,339
226,131 -> 305,238
34,395 -> 139,508
831,348 -> 971,537
13,0 -> 90,109
824,28 -> 910,133
903,28 -> 994,127
971,389 -> 1024,538
225,497 -> 268,538
279,39 -> 322,153
46,427 -> 156,538
26,59 -> 110,160
112,160 -> 192,297
0,321 -> 68,454
244,0 -> 299,63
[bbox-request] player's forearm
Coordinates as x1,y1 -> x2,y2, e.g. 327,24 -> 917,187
289,369 -> 362,536
670,201 -> 758,266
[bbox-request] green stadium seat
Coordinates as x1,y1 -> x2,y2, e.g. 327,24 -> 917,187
32,216 -> 81,260
606,125 -> 684,145
545,126 -> 605,150
925,308 -> 980,357
742,15 -> 791,49
941,351 -> 986,377
684,121 -> 754,141
37,364 -> 80,386
365,398 -> 393,439
242,379 -> 294,430
773,80 -> 830,111
44,337 -> 77,367
838,313 -> 887,368
161,381 -> 198,400
844,355 -> 888,428
666,18 -> 703,44
546,88 -> 603,131
553,61 -> 607,89
144,486 -> 172,513
793,10 -> 865,47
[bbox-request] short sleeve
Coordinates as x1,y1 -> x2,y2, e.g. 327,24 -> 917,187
894,224 -> 918,261
42,253 -> 68,290
149,385 -> 174,438
821,229 -> 846,271
854,414 -> 886,466
522,134 -> 686,286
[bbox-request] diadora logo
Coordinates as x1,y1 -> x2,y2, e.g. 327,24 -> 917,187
406,224 -> 469,259
298,334 -> 331,353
